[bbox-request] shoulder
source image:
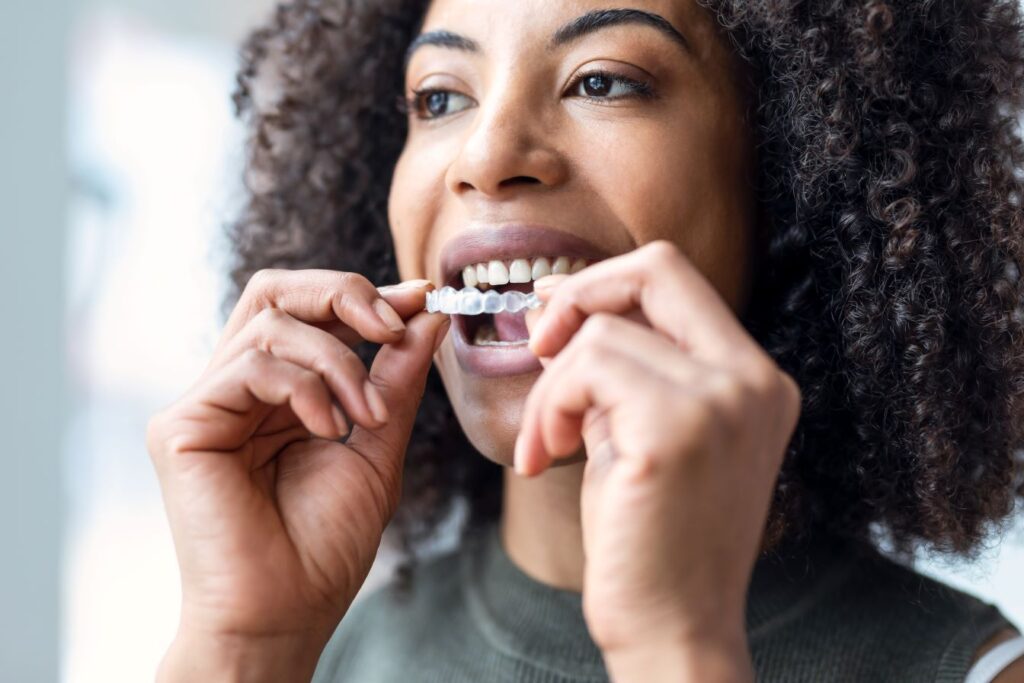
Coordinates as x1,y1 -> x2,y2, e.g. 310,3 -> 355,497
751,541 -> 1020,682
970,628 -> 1024,683
827,547 -> 1018,680
312,545 -> 469,683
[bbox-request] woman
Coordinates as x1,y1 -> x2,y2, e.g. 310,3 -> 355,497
147,0 -> 1024,680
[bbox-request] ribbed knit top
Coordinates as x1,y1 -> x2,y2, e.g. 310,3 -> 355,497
312,520 -> 1016,682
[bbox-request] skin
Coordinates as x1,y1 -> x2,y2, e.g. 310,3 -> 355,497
147,0 -> 1023,680
390,1 -> 763,650
391,0 -> 758,463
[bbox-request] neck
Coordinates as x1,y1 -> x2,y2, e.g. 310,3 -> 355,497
499,460 -> 587,593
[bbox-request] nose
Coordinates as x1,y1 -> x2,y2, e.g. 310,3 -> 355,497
444,87 -> 569,197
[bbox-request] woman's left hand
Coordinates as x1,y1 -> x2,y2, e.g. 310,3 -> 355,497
517,240 -> 802,682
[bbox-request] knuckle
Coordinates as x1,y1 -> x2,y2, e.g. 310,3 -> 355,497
321,344 -> 366,383
643,239 -> 682,265
325,272 -> 370,306
331,270 -> 368,288
778,368 -> 803,404
367,365 -> 397,393
623,445 -> 662,482
247,268 -> 281,293
249,307 -> 290,351
239,346 -> 269,369
555,284 -> 584,312
147,410 -> 189,457
776,368 -> 804,425
710,371 -> 750,409
749,357 -> 801,406
144,413 -> 167,457
579,313 -> 617,341
331,289 -> 357,318
681,393 -> 720,433
295,367 -> 324,393
252,305 -> 288,330
571,339 -> 606,368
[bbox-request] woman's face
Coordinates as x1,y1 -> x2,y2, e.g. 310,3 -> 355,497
388,0 -> 757,467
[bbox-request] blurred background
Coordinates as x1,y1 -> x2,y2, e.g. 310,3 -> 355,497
1,1 -> 1022,681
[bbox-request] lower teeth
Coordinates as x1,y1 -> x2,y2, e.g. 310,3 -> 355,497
473,323 -> 526,346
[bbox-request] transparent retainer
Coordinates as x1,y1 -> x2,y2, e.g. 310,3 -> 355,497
426,286 -> 542,315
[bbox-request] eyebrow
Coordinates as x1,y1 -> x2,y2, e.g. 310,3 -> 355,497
404,8 -> 690,70
549,8 -> 690,54
404,30 -> 479,71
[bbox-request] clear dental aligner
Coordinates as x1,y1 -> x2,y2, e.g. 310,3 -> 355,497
426,286 -> 542,315
424,255 -> 591,315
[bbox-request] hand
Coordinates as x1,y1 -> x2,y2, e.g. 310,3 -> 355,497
516,241 -> 801,679
146,270 -> 450,680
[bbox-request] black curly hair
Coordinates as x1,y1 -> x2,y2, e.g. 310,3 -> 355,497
224,0 -> 1024,591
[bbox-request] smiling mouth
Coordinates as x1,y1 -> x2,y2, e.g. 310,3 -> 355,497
446,256 -> 591,346
435,225 -> 615,376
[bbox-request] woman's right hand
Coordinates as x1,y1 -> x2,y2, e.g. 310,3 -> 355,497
146,269 -> 449,681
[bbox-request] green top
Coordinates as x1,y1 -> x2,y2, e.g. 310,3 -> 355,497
312,520 -> 1015,682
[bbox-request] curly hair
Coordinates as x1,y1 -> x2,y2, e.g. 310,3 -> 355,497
224,0 -> 1024,591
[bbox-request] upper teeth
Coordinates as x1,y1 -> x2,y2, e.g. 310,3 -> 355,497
461,256 -> 589,288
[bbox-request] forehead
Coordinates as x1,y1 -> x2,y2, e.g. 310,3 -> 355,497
418,0 -> 713,54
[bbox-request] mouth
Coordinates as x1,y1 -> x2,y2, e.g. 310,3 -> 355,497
437,225 -> 613,377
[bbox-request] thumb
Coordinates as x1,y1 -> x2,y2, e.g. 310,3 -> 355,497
345,311 -> 450,475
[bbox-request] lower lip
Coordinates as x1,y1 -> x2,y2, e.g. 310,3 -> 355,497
450,314 -> 542,377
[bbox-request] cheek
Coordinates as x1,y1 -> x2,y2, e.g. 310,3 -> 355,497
388,148 -> 440,281
579,127 -> 754,312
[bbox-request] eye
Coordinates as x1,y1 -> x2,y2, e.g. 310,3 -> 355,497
405,88 -> 475,120
567,70 -> 655,101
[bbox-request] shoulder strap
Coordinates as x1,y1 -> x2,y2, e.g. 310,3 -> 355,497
964,635 -> 1024,683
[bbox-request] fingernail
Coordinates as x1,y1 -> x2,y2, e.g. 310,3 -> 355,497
528,312 -> 551,350
398,279 -> 433,289
331,403 -> 350,437
363,380 -> 389,424
513,435 -> 527,476
533,274 -> 565,291
380,279 -> 432,292
373,299 -> 406,333
433,317 -> 452,352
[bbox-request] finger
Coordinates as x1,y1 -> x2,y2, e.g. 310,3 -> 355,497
345,311 -> 451,479
520,346 -> 678,478
213,307 -> 386,429
167,348 -> 346,461
219,270 -> 430,355
528,240 -> 751,366
525,300 -> 650,354
312,280 -> 436,346
526,308 -> 693,381
517,315 -> 706,476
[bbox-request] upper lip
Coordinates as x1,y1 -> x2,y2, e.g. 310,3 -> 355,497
438,224 -> 615,288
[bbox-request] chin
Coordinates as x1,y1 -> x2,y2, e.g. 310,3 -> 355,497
434,349 -> 589,471
436,354 -> 539,466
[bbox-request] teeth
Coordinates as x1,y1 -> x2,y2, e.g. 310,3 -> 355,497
531,257 -> 551,280
462,265 -> 478,288
474,323 -> 497,345
473,323 -> 526,346
488,260 -> 510,286
456,256 -> 592,288
509,259 -> 531,283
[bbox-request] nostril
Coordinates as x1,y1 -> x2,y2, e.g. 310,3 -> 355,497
499,176 -> 541,188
